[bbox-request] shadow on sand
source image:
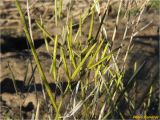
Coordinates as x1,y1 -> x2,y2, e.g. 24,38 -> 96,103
0,35 -> 50,53
0,78 -> 77,96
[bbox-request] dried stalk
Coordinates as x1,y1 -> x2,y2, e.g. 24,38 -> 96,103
123,0 -> 150,65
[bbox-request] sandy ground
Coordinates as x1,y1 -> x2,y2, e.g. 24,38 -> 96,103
0,0 -> 159,119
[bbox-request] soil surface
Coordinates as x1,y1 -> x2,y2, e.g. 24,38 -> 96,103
0,0 -> 159,119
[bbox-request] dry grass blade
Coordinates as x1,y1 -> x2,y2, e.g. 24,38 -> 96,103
40,17 -> 50,53
88,46 -> 121,69
66,18 -> 77,69
94,42 -> 110,77
60,47 -> 71,93
35,20 -> 62,47
67,36 -> 77,69
26,0 -> 34,46
23,60 -> 29,85
53,35 -> 58,81
15,0 -> 59,118
94,7 -> 108,44
87,39 -> 104,67
71,43 -> 96,80
111,0 -> 123,43
35,101 -> 40,120
60,47 -> 71,80
87,8 -> 95,41
132,76 -> 158,116
59,0 -> 63,17
8,62 -> 18,95
62,87 -> 97,119
115,61 -> 146,106
54,0 -> 58,26
98,102 -> 106,120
